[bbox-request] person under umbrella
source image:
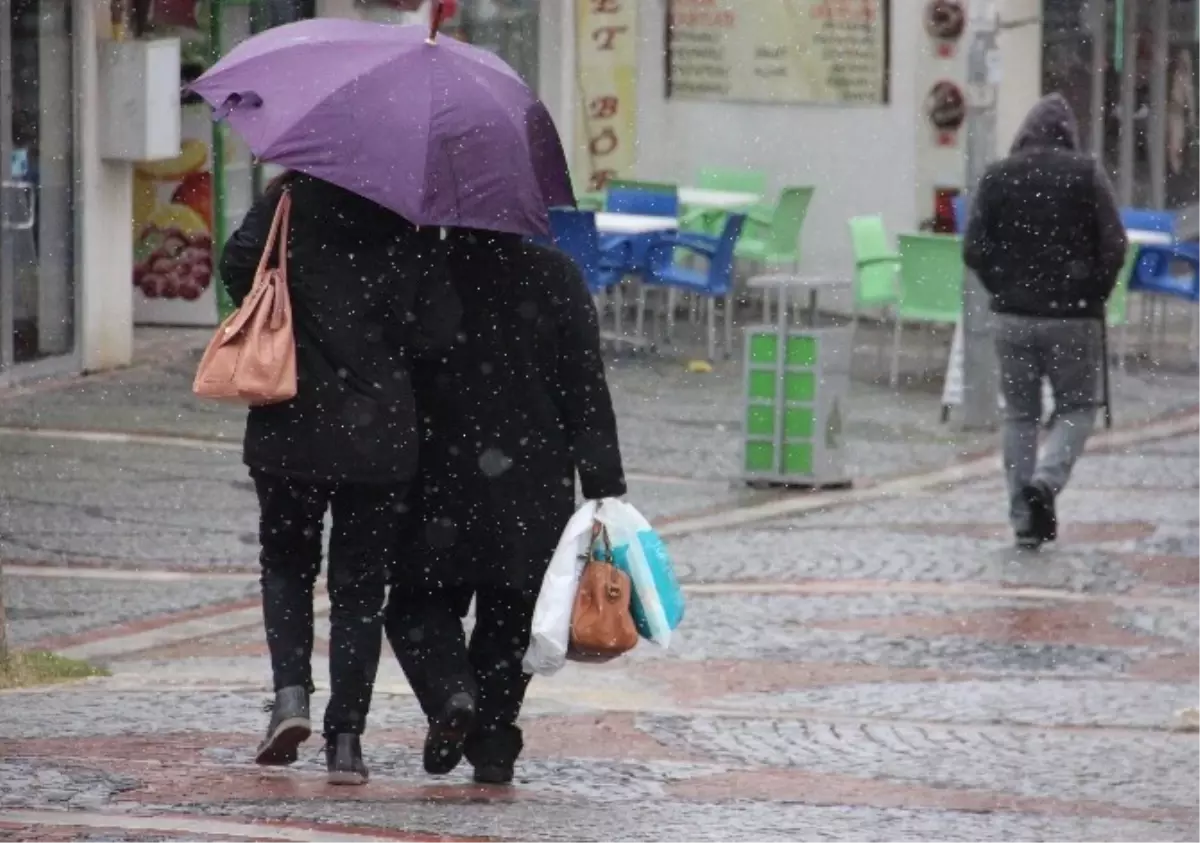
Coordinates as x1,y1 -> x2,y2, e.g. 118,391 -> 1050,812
192,16 -> 580,783
219,171 -> 458,784
385,226 -> 626,785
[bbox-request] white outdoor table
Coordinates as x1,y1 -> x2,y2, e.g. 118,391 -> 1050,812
747,273 -> 855,327
678,187 -> 761,211
594,212 -> 678,235
1127,229 -> 1174,247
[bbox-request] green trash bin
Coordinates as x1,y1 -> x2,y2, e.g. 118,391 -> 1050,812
741,323 -> 853,489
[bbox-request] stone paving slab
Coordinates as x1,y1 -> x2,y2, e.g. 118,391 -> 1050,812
6,576 -> 257,648
1,330 -> 1197,841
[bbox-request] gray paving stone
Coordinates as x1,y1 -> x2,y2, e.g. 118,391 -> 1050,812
4,576 -> 257,647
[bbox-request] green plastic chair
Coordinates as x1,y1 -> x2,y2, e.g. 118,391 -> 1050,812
734,186 -> 815,268
697,167 -> 768,195
576,190 -> 605,212
1108,244 -> 1140,370
893,233 -> 964,387
683,168 -> 769,233
848,215 -> 901,311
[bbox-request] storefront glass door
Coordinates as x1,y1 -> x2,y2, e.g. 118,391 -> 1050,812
0,0 -> 75,378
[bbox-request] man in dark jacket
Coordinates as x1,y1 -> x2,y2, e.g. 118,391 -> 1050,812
384,230 -> 626,785
964,94 -> 1128,548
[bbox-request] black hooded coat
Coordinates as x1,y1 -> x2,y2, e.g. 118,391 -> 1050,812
219,174 -> 458,485
392,231 -> 626,597
963,93 -> 1129,319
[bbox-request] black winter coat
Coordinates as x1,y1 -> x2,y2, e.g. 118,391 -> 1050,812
219,174 -> 458,485
393,232 -> 626,596
964,93 -> 1128,320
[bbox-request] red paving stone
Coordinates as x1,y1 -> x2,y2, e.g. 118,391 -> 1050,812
0,817 -> 491,842
3,712 -> 712,772
807,604 -> 1172,648
1114,553 -> 1200,587
1128,652 -> 1200,682
628,660 -> 973,703
668,770 -> 1197,823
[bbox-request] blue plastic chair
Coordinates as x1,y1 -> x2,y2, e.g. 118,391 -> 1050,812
548,208 -> 632,295
1122,207 -> 1196,301
605,180 -> 679,218
953,194 -> 968,234
642,214 -> 747,360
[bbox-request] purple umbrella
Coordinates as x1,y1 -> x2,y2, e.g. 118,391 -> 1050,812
189,17 -> 574,236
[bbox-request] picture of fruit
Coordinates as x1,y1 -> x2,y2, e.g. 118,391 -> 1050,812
132,138 -> 211,254
171,171 -> 212,229
134,203 -> 213,301
134,139 -> 209,181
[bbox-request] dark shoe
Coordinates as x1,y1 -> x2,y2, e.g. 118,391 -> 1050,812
1015,530 -> 1043,550
325,733 -> 369,785
473,762 -> 514,785
255,686 -> 312,766
424,692 -> 476,775
466,724 -> 522,786
1022,481 -> 1058,542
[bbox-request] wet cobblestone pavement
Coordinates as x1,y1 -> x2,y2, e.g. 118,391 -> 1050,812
1,333 -> 1198,840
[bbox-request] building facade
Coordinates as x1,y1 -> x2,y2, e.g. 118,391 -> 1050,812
0,0 -> 1194,384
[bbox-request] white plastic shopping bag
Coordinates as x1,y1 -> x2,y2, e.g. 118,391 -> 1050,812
595,500 -> 684,649
522,500 -> 599,676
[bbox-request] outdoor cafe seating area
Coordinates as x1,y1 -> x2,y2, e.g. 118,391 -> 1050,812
540,170 -> 1200,379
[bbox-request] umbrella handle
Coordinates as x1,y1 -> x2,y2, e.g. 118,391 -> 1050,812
428,0 -> 445,44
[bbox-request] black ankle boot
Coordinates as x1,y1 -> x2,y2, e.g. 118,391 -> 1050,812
466,725 -> 522,786
255,685 -> 311,766
326,733 -> 368,785
424,692 -> 476,775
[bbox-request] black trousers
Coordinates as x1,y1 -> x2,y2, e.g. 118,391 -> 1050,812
385,583 -> 535,765
253,470 -> 404,739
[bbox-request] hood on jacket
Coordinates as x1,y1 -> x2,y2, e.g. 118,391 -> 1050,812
1010,93 -> 1081,153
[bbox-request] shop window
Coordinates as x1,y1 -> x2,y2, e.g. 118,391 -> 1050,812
441,0 -> 540,88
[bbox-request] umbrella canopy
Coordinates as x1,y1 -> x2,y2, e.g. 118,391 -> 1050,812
190,18 -> 574,236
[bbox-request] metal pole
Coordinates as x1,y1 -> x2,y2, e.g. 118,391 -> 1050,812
1147,0 -> 1169,209
1117,0 -> 1138,206
1089,0 -> 1107,160
958,1 -> 1000,431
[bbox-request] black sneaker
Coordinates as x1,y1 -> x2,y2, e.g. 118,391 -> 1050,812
255,686 -> 312,766
424,692 -> 476,775
1022,481 -> 1058,543
325,733 -> 368,786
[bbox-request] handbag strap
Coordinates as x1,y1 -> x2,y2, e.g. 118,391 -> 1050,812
589,521 -> 624,600
254,189 -> 292,281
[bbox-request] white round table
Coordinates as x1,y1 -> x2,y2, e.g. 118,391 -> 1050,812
747,273 -> 855,329
678,187 -> 761,211
594,212 -> 678,235
1127,229 -> 1174,247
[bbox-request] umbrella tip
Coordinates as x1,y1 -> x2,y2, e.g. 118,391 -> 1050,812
428,0 -> 445,44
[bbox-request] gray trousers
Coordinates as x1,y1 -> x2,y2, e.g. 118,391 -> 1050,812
994,314 -> 1104,531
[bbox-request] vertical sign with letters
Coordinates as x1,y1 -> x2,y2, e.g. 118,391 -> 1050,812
575,0 -> 638,191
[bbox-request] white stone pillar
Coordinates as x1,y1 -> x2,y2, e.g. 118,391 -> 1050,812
75,0 -> 134,372
537,0 -> 575,157
994,0 -> 1043,156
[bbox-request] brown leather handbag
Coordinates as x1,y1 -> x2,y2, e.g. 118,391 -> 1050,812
193,191 -> 297,406
568,523 -> 639,663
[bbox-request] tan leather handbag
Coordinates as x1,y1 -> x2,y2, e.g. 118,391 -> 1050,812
568,523 -> 639,663
193,191 -> 297,406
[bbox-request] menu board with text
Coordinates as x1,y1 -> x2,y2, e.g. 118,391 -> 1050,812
666,0 -> 889,106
